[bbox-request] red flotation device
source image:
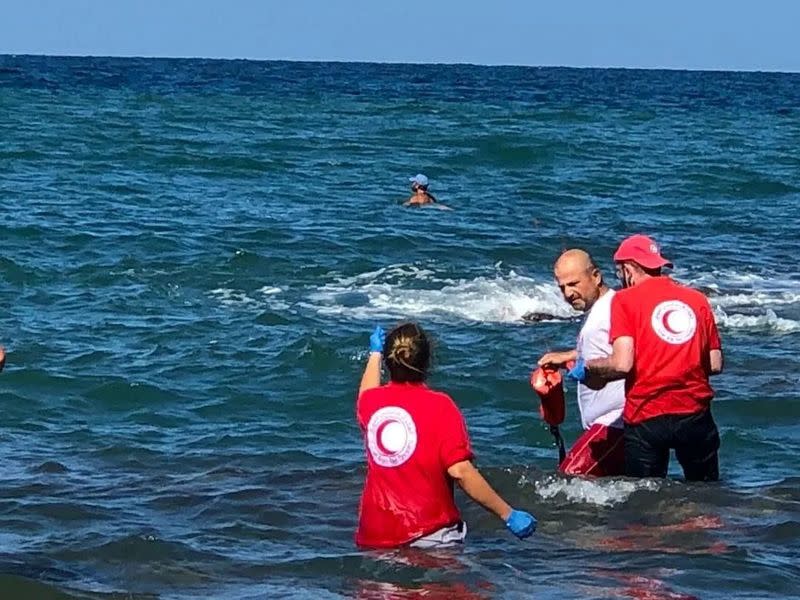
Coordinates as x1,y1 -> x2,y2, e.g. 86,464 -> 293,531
530,363 -> 573,464
530,366 -> 566,426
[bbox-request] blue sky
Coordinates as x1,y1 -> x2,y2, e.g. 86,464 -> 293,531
1,0 -> 799,72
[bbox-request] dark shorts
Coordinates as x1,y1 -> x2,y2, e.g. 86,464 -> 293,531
624,409 -> 720,481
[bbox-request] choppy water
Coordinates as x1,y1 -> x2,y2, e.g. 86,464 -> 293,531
1,55 -> 799,599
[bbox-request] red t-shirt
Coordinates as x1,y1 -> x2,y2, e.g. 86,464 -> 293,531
355,382 -> 474,548
609,277 -> 721,425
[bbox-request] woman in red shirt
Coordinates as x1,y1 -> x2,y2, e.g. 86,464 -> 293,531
355,322 -> 536,549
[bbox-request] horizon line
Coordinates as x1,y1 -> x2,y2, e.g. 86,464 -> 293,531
2,51 -> 799,76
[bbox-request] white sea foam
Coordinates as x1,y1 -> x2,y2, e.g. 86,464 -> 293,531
208,288 -> 262,308
680,268 -> 774,288
685,268 -> 800,296
303,263 -> 800,331
711,292 -> 800,308
209,286 -> 287,310
532,475 -> 661,506
714,307 -> 800,333
257,286 -> 283,296
214,264 -> 800,333
677,268 -> 800,333
306,264 -> 576,323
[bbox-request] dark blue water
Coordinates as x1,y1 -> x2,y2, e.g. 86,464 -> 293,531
1,55 -> 799,599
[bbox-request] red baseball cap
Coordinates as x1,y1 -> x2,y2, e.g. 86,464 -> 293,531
613,234 -> 673,269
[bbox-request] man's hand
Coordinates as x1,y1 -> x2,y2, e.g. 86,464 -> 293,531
537,349 -> 577,368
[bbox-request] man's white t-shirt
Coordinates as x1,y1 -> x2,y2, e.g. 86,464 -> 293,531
576,289 -> 625,430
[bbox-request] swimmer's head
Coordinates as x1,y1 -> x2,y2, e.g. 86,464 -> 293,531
409,173 -> 429,192
384,322 -> 431,383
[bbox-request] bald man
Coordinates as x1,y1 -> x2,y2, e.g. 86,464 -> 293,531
536,249 -> 625,476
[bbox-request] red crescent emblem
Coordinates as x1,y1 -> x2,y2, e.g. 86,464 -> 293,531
662,309 -> 680,335
375,420 -> 397,455
366,406 -> 418,467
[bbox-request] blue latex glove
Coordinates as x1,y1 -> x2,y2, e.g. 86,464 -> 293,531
369,326 -> 385,354
506,509 -> 537,539
566,358 -> 587,383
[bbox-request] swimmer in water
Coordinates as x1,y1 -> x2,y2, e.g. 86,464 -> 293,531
404,174 -> 438,207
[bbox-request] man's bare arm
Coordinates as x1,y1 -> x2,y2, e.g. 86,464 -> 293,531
585,336 -> 634,381
709,349 -> 723,375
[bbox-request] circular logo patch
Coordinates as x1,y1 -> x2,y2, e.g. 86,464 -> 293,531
651,300 -> 697,345
366,406 -> 417,468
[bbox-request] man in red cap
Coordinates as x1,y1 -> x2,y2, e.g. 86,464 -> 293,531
566,235 -> 723,481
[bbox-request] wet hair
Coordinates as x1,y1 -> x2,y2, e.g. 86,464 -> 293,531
383,322 -> 431,383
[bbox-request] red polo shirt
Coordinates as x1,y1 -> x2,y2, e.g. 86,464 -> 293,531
355,382 -> 474,548
609,277 -> 721,425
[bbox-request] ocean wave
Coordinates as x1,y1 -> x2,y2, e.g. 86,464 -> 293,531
712,292 -> 800,308
0,574 -> 84,600
208,286 -> 288,310
305,264 -> 576,324
210,265 -> 800,334
678,268 -> 800,334
306,264 -> 800,332
530,474 -> 661,507
684,268 -> 800,294
714,308 -> 800,333
208,288 -> 261,308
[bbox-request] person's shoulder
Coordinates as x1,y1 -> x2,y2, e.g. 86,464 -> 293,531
680,282 -> 715,311
608,286 -> 644,321
429,386 -> 454,401
433,390 -> 466,421
596,288 -> 617,308
414,385 -> 456,408
611,286 -> 636,304
667,278 -> 708,300
358,384 -> 390,405
585,289 -> 616,325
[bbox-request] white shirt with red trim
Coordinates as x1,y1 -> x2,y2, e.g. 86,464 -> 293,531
576,289 -> 625,429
